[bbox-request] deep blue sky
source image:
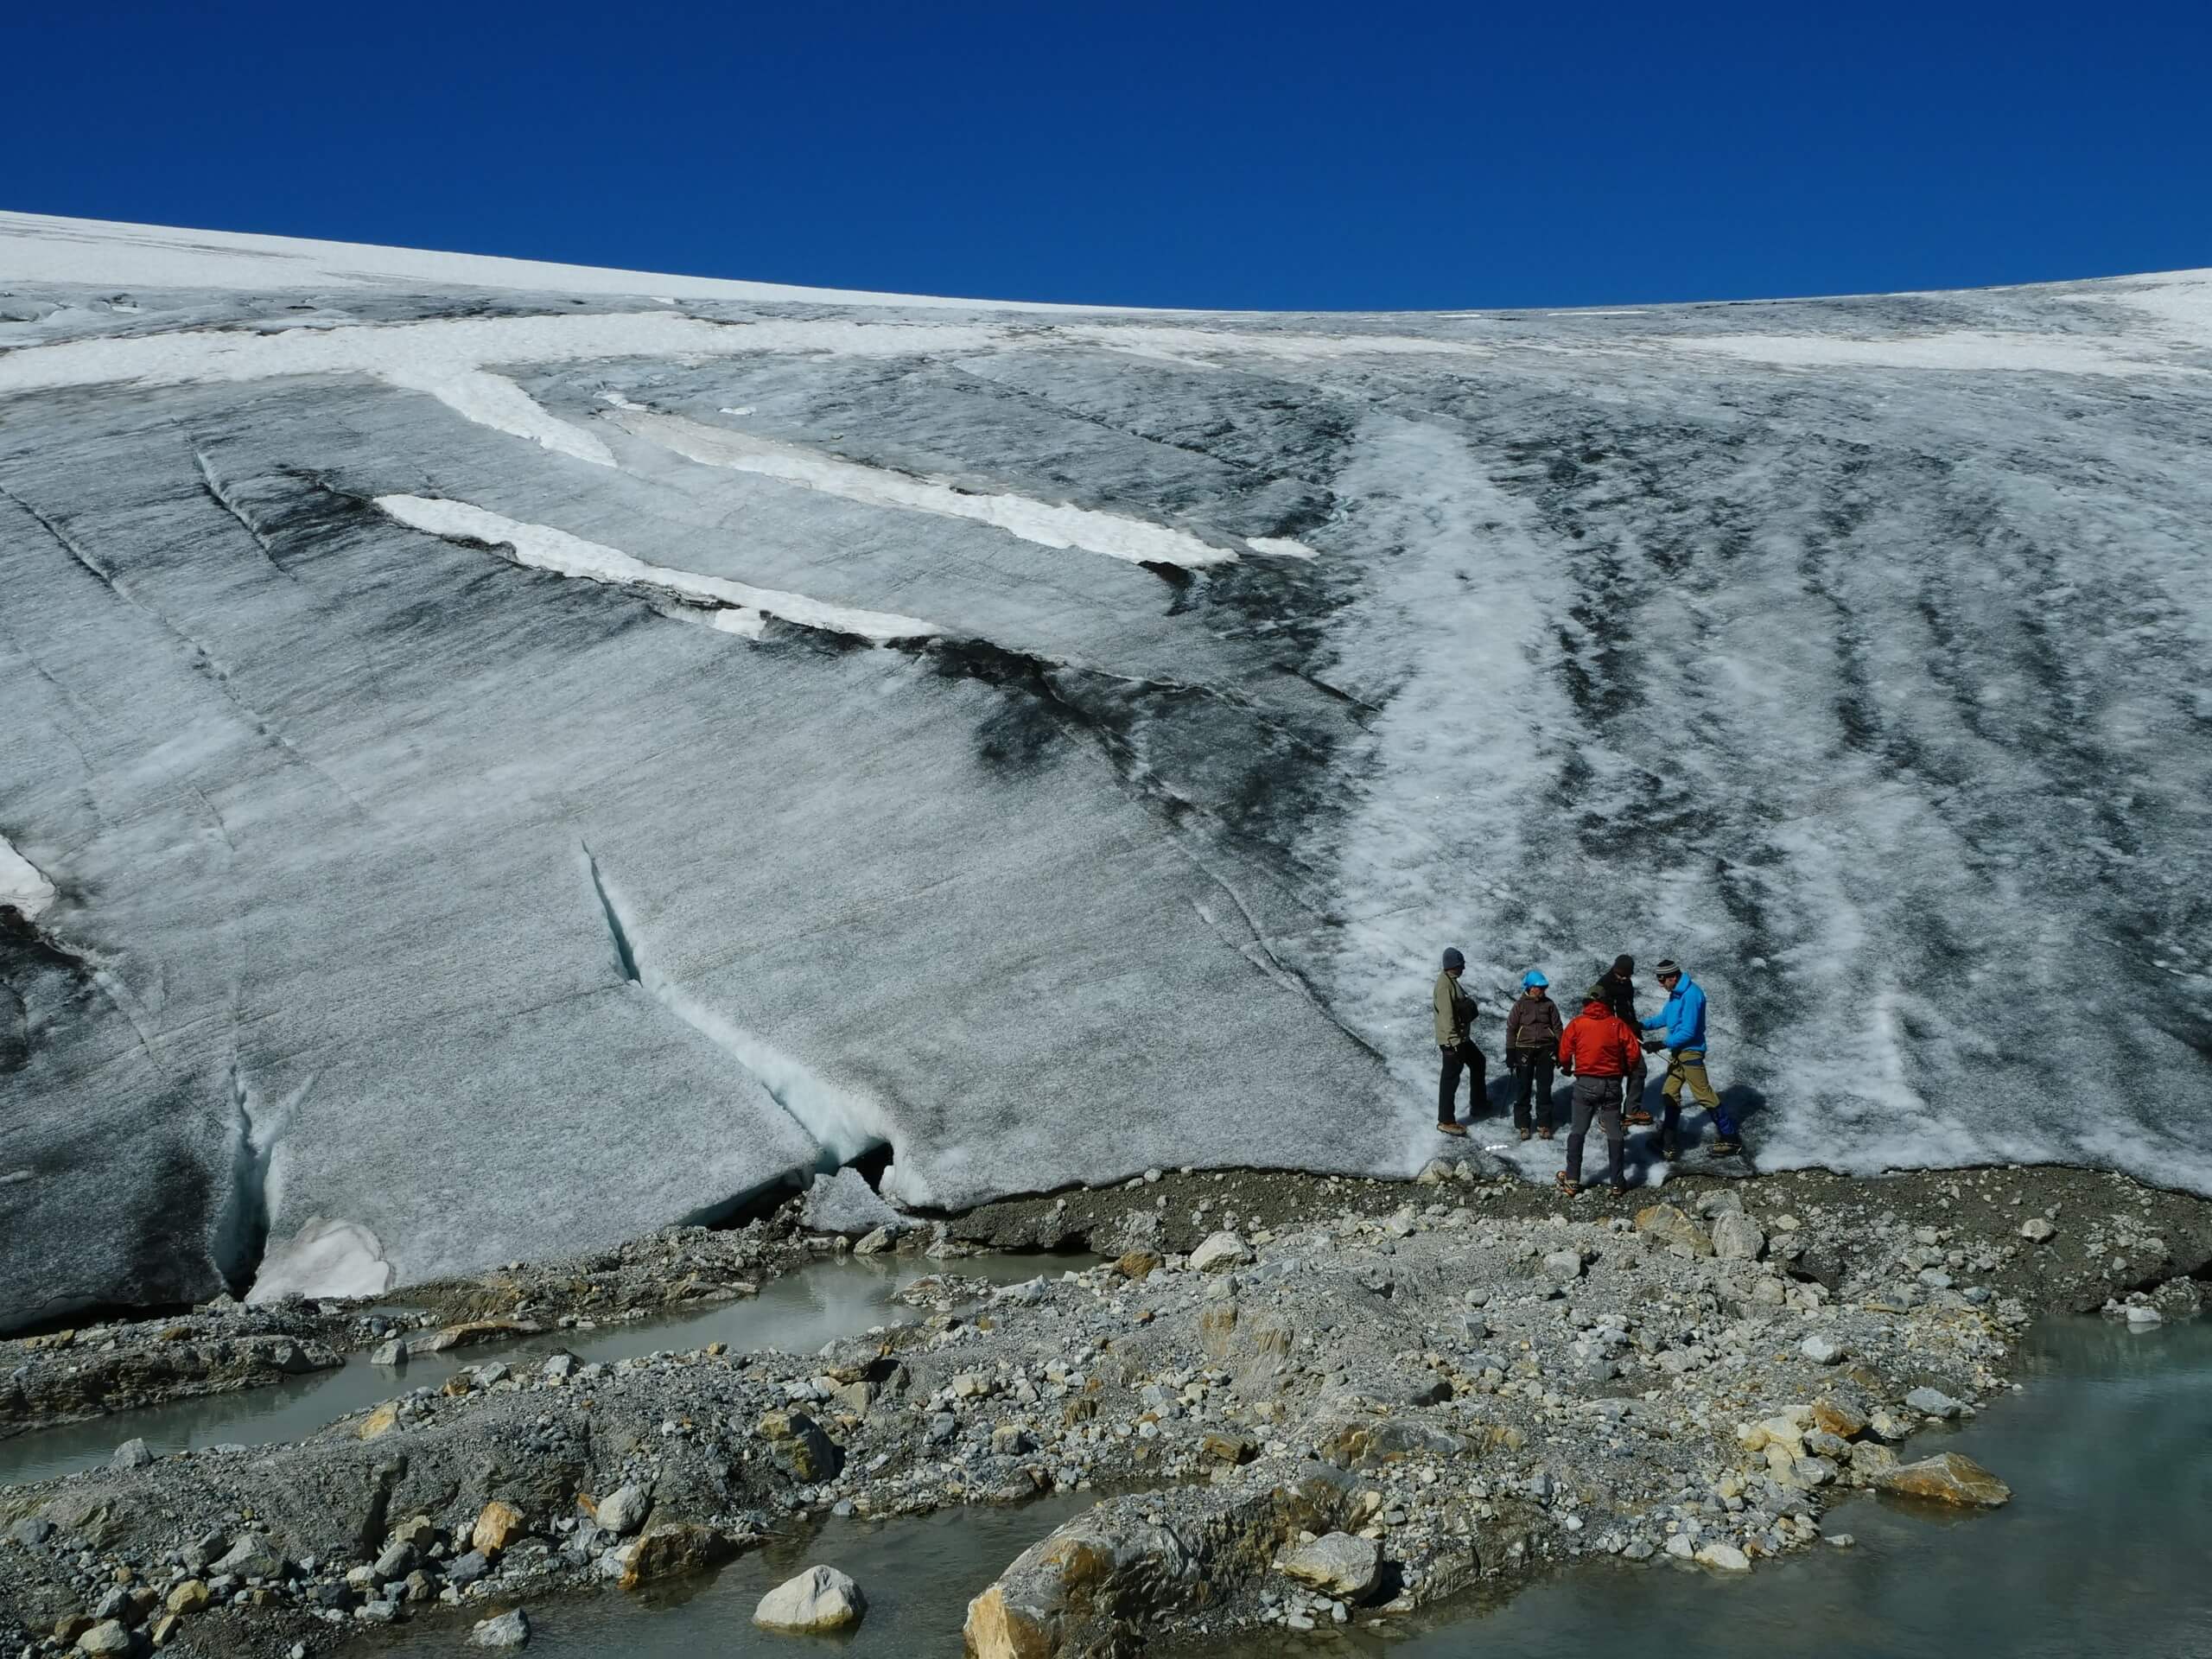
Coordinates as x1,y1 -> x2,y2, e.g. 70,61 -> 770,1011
10,1 -> 2209,310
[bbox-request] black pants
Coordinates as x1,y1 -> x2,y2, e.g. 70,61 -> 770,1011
1509,1050 -> 1555,1133
1438,1042 -> 1485,1123
1567,1075 -> 1625,1187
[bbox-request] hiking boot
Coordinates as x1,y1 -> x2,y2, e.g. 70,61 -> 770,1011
1624,1107 -> 1655,1127
1436,1121 -> 1468,1138
1658,1138 -> 1681,1160
1517,1128 -> 1533,1142
1538,1127 -> 1555,1141
1712,1136 -> 1743,1155
1553,1170 -> 1580,1196
1611,1180 -> 1630,1196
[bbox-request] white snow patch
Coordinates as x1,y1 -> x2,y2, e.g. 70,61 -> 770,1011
1246,535 -> 1320,561
373,494 -> 938,642
0,210 -> 1136,313
248,1217 -> 394,1303
1662,329 -> 2190,377
0,311 -> 1003,405
613,408 -> 1239,569
0,836 -> 55,919
423,369 -> 613,465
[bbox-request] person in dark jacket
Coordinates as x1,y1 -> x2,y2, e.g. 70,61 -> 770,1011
1433,947 -> 1482,1137
1555,991 -> 1642,1195
1592,955 -> 1653,1126
1504,970 -> 1562,1141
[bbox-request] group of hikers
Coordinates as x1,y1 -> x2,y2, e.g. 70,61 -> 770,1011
1432,950 -> 1739,1195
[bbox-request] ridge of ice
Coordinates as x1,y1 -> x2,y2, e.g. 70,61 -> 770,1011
613,407 -> 1240,569
372,494 -> 940,642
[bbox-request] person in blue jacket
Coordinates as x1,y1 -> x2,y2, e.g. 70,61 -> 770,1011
1642,959 -> 1739,1157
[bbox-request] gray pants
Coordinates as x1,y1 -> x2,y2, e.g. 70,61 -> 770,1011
1567,1075 -> 1624,1187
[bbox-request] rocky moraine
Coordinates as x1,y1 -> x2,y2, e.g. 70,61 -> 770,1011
3,1156 -> 2208,1657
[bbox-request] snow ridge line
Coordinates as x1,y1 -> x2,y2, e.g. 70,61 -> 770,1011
373,493 -> 939,643
611,407 -> 1246,569
578,842 -> 895,1178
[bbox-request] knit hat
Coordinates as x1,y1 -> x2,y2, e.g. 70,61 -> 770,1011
1442,948 -> 1465,971
1655,958 -> 1681,976
1522,969 -> 1548,988
1611,954 -> 1635,976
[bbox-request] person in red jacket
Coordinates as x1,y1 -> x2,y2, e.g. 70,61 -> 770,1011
1554,992 -> 1643,1195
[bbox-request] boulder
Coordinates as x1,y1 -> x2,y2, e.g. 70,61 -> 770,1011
407,1319 -> 540,1356
212,1534 -> 283,1580
802,1167 -> 908,1238
110,1438 -> 153,1471
620,1524 -> 740,1589
757,1410 -> 844,1481
74,1622 -> 131,1656
1711,1213 -> 1764,1261
1634,1205 -> 1712,1256
1809,1396 -> 1869,1439
1188,1231 -> 1250,1273
753,1564 -> 868,1631
593,1485 -> 650,1538
2018,1217 -> 2057,1243
1280,1532 -> 1380,1599
1694,1541 -> 1751,1571
164,1580 -> 209,1615
1904,1386 -> 1963,1420
853,1226 -> 897,1255
369,1338 -> 406,1367
469,1608 -> 531,1647
1799,1335 -> 1846,1365
1115,1249 -> 1164,1281
1876,1452 -> 2011,1507
472,1500 -> 526,1554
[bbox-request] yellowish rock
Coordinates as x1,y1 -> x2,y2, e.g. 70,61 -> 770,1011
164,1580 -> 209,1615
471,1499 -> 525,1554
357,1403 -> 400,1441
1876,1451 -> 2011,1507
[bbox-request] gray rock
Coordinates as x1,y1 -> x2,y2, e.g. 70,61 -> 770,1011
1904,1386 -> 1964,1419
213,1534 -> 283,1579
1712,1213 -> 1765,1262
753,1564 -> 868,1631
75,1621 -> 132,1656
1799,1335 -> 1846,1365
1189,1231 -> 1251,1272
469,1609 -> 531,1648
8,1516 -> 54,1547
448,1550 -> 493,1587
594,1484 -> 650,1537
1280,1532 -> 1380,1599
109,1437 -> 153,1471
370,1338 -> 406,1367
802,1167 -> 908,1238
2018,1217 -> 2057,1243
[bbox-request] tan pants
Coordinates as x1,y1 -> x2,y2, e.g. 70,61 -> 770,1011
1661,1050 -> 1719,1109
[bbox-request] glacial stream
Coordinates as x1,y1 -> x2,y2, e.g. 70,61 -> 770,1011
0,1252 -> 1090,1489
365,1316 -> 2210,1658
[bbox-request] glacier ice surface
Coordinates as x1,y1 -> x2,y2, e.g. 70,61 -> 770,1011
2,213 -> 2209,1328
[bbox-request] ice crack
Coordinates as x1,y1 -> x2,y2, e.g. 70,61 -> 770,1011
578,843 -> 893,1175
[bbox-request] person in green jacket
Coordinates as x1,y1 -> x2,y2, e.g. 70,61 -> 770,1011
1433,948 -> 1482,1137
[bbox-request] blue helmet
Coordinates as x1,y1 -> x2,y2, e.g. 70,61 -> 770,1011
1522,969 -> 1548,988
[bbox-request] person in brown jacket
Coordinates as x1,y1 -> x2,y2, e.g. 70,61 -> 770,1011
1592,954 -> 1653,1125
1433,947 -> 1482,1137
1503,970 -> 1563,1141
